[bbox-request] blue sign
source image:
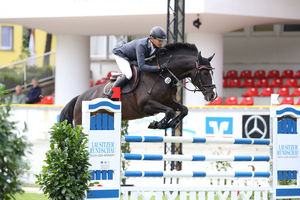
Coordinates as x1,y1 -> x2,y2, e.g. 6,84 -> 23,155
277,117 -> 297,134
206,117 -> 233,135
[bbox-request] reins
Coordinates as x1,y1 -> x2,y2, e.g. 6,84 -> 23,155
160,55 -> 216,93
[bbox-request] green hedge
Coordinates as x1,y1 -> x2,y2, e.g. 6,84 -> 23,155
36,122 -> 91,200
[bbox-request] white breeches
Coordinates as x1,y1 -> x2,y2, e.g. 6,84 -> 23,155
114,55 -> 132,79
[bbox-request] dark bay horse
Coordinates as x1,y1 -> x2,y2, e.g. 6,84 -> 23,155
59,43 -> 217,129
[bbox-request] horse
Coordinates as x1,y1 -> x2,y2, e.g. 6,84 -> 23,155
59,42 -> 217,129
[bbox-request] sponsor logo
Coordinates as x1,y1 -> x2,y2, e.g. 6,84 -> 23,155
242,115 -> 269,139
206,117 -> 233,135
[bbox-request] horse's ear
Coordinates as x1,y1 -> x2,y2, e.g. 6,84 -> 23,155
198,51 -> 203,62
208,53 -> 215,62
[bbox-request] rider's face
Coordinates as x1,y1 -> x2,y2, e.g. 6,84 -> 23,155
151,37 -> 164,48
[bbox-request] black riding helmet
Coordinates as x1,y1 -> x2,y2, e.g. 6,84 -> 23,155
150,26 -> 167,41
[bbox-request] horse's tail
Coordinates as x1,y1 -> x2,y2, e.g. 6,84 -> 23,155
59,96 -> 79,126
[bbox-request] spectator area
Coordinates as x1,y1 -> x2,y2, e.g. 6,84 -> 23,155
217,65 -> 300,105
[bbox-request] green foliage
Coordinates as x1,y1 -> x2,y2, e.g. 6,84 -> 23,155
0,85 -> 29,200
36,121 -> 91,200
121,120 -> 130,185
16,193 -> 48,200
0,65 -> 53,90
278,179 -> 297,185
22,28 -> 30,54
215,161 -> 232,172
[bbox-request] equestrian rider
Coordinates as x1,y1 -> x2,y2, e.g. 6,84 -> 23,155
105,26 -> 168,99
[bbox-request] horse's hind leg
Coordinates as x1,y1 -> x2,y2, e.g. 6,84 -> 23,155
143,100 -> 176,129
167,103 -> 188,128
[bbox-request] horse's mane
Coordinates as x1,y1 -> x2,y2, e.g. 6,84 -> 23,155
163,42 -> 198,53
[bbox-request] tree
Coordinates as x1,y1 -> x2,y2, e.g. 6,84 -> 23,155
0,85 -> 29,200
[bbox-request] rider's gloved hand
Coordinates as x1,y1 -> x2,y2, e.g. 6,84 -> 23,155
159,62 -> 168,70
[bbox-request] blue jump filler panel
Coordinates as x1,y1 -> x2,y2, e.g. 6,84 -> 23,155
90,170 -> 114,180
90,113 -> 115,130
277,116 -> 297,134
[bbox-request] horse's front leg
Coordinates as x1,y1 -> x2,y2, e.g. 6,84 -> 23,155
167,102 -> 188,128
143,100 -> 176,129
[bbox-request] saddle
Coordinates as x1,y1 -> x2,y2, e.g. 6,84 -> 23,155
103,63 -> 140,95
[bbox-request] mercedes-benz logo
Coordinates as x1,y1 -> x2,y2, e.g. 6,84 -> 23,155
244,115 -> 267,139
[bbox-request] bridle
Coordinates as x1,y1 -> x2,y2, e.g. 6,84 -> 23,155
192,62 -> 216,93
160,55 -> 216,93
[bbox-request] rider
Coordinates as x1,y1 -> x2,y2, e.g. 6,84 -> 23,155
105,26 -> 168,99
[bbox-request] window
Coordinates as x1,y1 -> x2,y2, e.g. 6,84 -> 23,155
1,26 -> 13,50
283,24 -> 300,32
90,36 -> 107,59
232,28 -> 244,33
253,25 -> 274,32
90,36 -> 127,60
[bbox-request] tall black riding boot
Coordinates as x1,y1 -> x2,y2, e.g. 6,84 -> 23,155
105,75 -> 129,99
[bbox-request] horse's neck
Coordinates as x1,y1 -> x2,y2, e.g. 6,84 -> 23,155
169,55 -> 197,79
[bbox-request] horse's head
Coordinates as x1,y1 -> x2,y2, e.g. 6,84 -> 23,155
191,52 -> 217,102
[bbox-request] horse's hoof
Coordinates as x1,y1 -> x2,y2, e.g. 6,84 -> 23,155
148,121 -> 158,129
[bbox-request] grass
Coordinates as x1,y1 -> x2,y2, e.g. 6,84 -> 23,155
15,193 -> 48,200
14,193 -> 232,200
16,192 -> 274,200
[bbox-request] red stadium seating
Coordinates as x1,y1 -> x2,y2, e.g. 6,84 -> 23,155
239,70 -> 252,78
256,78 -> 269,87
223,96 -> 238,105
224,70 -> 238,79
277,88 -> 289,96
253,70 -> 266,78
259,88 -> 274,96
294,70 -> 300,78
242,88 -> 259,97
206,97 -> 223,105
291,88 -> 300,96
95,78 -> 107,85
240,97 -> 254,105
280,97 -> 294,105
270,79 -> 283,87
38,95 -> 54,104
223,79 -> 228,88
242,79 -> 255,87
284,78 -> 298,87
281,69 -> 294,78
267,70 -> 280,78
228,79 -> 241,87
